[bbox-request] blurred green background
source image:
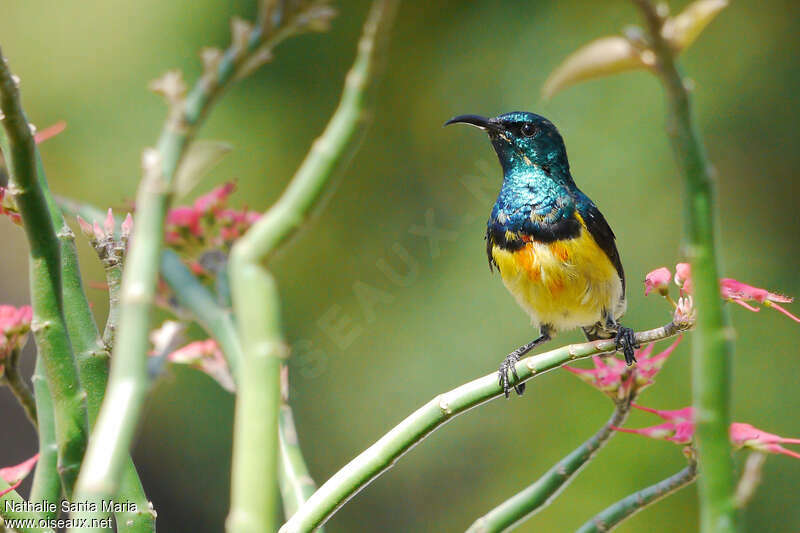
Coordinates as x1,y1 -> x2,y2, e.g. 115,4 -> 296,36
1,1 -> 798,531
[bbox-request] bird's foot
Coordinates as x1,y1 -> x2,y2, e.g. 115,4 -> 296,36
615,326 -> 638,365
499,352 -> 525,398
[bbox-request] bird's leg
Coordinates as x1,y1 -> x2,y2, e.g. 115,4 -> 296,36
499,327 -> 551,398
604,316 -> 638,365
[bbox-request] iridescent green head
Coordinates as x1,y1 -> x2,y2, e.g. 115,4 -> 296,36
445,111 -> 571,180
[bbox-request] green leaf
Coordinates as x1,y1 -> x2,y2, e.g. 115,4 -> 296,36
173,140 -> 233,200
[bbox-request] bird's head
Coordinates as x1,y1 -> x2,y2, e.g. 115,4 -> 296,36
445,111 -> 570,179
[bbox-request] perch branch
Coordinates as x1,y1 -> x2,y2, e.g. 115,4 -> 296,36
280,322 -> 688,533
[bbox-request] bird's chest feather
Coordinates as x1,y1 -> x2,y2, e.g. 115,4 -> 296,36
491,223 -> 621,331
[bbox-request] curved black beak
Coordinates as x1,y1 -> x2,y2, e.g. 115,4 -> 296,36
444,114 -> 498,131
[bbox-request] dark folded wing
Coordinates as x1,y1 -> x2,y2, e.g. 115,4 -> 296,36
579,202 -> 625,295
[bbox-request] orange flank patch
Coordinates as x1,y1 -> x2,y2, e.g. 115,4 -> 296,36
549,241 -> 569,261
512,244 -> 539,280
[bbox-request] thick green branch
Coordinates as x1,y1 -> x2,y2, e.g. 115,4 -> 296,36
228,2 -> 398,531
466,400 -> 633,533
0,46 -> 89,497
29,357 -> 61,517
632,2 -> 735,531
226,265 -> 284,533
279,322 -> 688,533
576,460 -> 698,532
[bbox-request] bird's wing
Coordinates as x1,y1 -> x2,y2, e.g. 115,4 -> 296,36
578,202 -> 625,295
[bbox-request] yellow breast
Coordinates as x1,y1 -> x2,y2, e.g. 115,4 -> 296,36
491,217 -> 623,332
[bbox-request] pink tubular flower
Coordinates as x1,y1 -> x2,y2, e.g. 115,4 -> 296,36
564,337 -> 682,399
730,423 -> 800,459
719,278 -> 800,323
0,305 -> 33,360
615,405 -> 800,460
161,182 -> 258,250
645,267 -> 672,296
675,262 -> 692,294
0,454 -> 39,498
564,355 -> 628,398
166,339 -> 234,392
650,261 -> 799,323
613,405 -> 697,444
193,182 -> 236,214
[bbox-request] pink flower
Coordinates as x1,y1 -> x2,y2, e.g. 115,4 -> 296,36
719,278 -> 799,323
633,336 -> 682,389
159,183 -> 260,251
612,405 -> 696,444
0,305 -> 33,360
0,454 -> 39,498
564,337 -> 682,399
645,267 -> 672,296
675,263 -> 692,294
193,182 -> 235,213
165,339 -> 234,392
165,206 -> 202,239
614,405 -> 800,459
730,423 -> 800,459
564,355 -> 629,398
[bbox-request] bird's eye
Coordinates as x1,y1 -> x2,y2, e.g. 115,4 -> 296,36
520,123 -> 536,137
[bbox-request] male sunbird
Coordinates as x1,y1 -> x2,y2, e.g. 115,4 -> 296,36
446,111 -> 636,397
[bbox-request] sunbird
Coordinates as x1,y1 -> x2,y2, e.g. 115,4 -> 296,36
446,111 -> 636,397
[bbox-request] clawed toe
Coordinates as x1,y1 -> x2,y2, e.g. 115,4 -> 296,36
498,355 -> 525,398
615,326 -> 637,365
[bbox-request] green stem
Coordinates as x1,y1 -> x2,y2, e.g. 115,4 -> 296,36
0,46 -> 89,498
466,400 -> 633,533
575,461 -> 698,533
29,356 -> 61,518
226,265 -> 284,533
102,262 -> 123,350
44,137 -> 151,533
3,348 -> 37,425
160,249 -> 242,382
278,402 -> 320,523
53,203 -> 153,532
279,322 -> 687,533
70,153 -> 166,531
632,2 -> 736,531
228,3 -> 399,531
